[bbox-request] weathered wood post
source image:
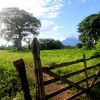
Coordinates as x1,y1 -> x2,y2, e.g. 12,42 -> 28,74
31,37 -> 45,100
83,54 -> 88,89
13,58 -> 32,100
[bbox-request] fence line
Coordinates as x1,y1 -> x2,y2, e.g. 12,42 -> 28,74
13,37 -> 100,100
31,38 -> 100,100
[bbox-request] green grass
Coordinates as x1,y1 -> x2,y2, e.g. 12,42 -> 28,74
0,49 -> 100,99
0,49 -> 96,68
40,49 -> 93,66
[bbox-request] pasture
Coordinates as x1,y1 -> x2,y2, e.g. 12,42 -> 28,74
0,48 -> 100,99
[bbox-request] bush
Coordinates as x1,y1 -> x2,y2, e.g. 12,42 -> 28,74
75,43 -> 83,49
91,39 -> 100,55
0,68 -> 21,100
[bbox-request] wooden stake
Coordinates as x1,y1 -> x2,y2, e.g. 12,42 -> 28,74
13,59 -> 32,100
31,37 -> 45,100
83,54 -> 88,89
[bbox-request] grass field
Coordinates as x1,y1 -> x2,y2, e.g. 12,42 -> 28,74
0,49 -> 100,99
0,48 -> 97,68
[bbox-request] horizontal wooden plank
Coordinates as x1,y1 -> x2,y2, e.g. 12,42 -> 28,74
42,54 -> 100,71
87,63 -> 100,70
45,85 -> 72,99
44,63 -> 99,85
45,74 -> 95,99
86,54 -> 100,61
93,80 -> 100,87
44,68 -> 85,85
42,58 -> 84,70
67,89 -> 85,100
44,70 -> 85,90
89,68 -> 100,88
67,79 -> 100,100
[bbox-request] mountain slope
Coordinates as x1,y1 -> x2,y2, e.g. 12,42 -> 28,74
61,38 -> 81,46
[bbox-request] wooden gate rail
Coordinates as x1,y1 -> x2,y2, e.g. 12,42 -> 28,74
43,63 -> 100,86
30,37 -> 100,100
45,73 -> 95,99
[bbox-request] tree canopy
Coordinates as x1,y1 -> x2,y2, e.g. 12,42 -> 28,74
77,12 -> 100,46
39,38 -> 64,50
0,7 -> 41,50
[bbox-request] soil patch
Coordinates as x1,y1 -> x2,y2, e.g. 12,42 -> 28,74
26,66 -> 73,100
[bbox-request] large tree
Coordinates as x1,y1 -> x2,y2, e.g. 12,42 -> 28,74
77,12 -> 100,46
0,7 -> 41,50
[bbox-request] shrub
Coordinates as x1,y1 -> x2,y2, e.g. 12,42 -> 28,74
0,68 -> 21,100
75,43 -> 84,49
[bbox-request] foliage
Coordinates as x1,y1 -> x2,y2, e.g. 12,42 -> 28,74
95,38 -> 100,52
23,37 -> 33,50
39,38 -> 64,50
88,84 -> 100,99
13,38 -> 18,48
0,45 -> 7,50
91,38 -> 100,55
0,50 -> 36,99
0,68 -> 21,100
77,12 -> 100,47
63,45 -> 74,49
0,7 -> 41,50
75,43 -> 84,49
64,45 -> 74,49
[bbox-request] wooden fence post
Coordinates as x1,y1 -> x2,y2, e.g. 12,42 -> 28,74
83,54 -> 88,89
13,59 -> 32,100
31,37 -> 45,100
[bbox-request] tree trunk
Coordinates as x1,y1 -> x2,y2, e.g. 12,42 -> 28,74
17,33 -> 22,50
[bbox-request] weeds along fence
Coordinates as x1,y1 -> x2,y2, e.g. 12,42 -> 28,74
13,38 -> 100,100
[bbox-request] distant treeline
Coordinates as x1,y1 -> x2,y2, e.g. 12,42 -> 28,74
0,38 -> 88,51
38,38 -> 64,50
0,38 -> 64,50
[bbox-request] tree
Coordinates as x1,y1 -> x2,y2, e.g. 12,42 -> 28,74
13,38 -> 18,48
75,43 -> 84,49
24,37 -> 33,50
0,7 -> 41,50
39,38 -> 63,50
77,12 -> 100,47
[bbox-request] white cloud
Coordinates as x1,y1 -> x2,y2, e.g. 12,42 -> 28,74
81,0 -> 86,3
64,33 -> 78,39
77,0 -> 87,3
0,0 -> 64,18
40,20 -> 60,33
68,2 -> 72,5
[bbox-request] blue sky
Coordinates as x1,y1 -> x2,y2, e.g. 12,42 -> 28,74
0,0 -> 100,45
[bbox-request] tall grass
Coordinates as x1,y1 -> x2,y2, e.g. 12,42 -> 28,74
0,48 -> 100,99
0,49 -> 96,68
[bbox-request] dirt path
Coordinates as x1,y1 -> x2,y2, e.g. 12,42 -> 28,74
26,66 -> 73,100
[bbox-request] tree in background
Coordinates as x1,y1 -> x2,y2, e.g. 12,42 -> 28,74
23,37 -> 33,50
0,7 -> 41,50
75,43 -> 84,49
39,38 -> 64,50
13,38 -> 18,48
77,12 -> 100,48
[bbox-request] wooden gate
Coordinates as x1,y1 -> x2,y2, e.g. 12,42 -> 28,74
31,38 -> 100,100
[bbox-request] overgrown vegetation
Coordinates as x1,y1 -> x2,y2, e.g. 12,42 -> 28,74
0,44 -> 100,99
